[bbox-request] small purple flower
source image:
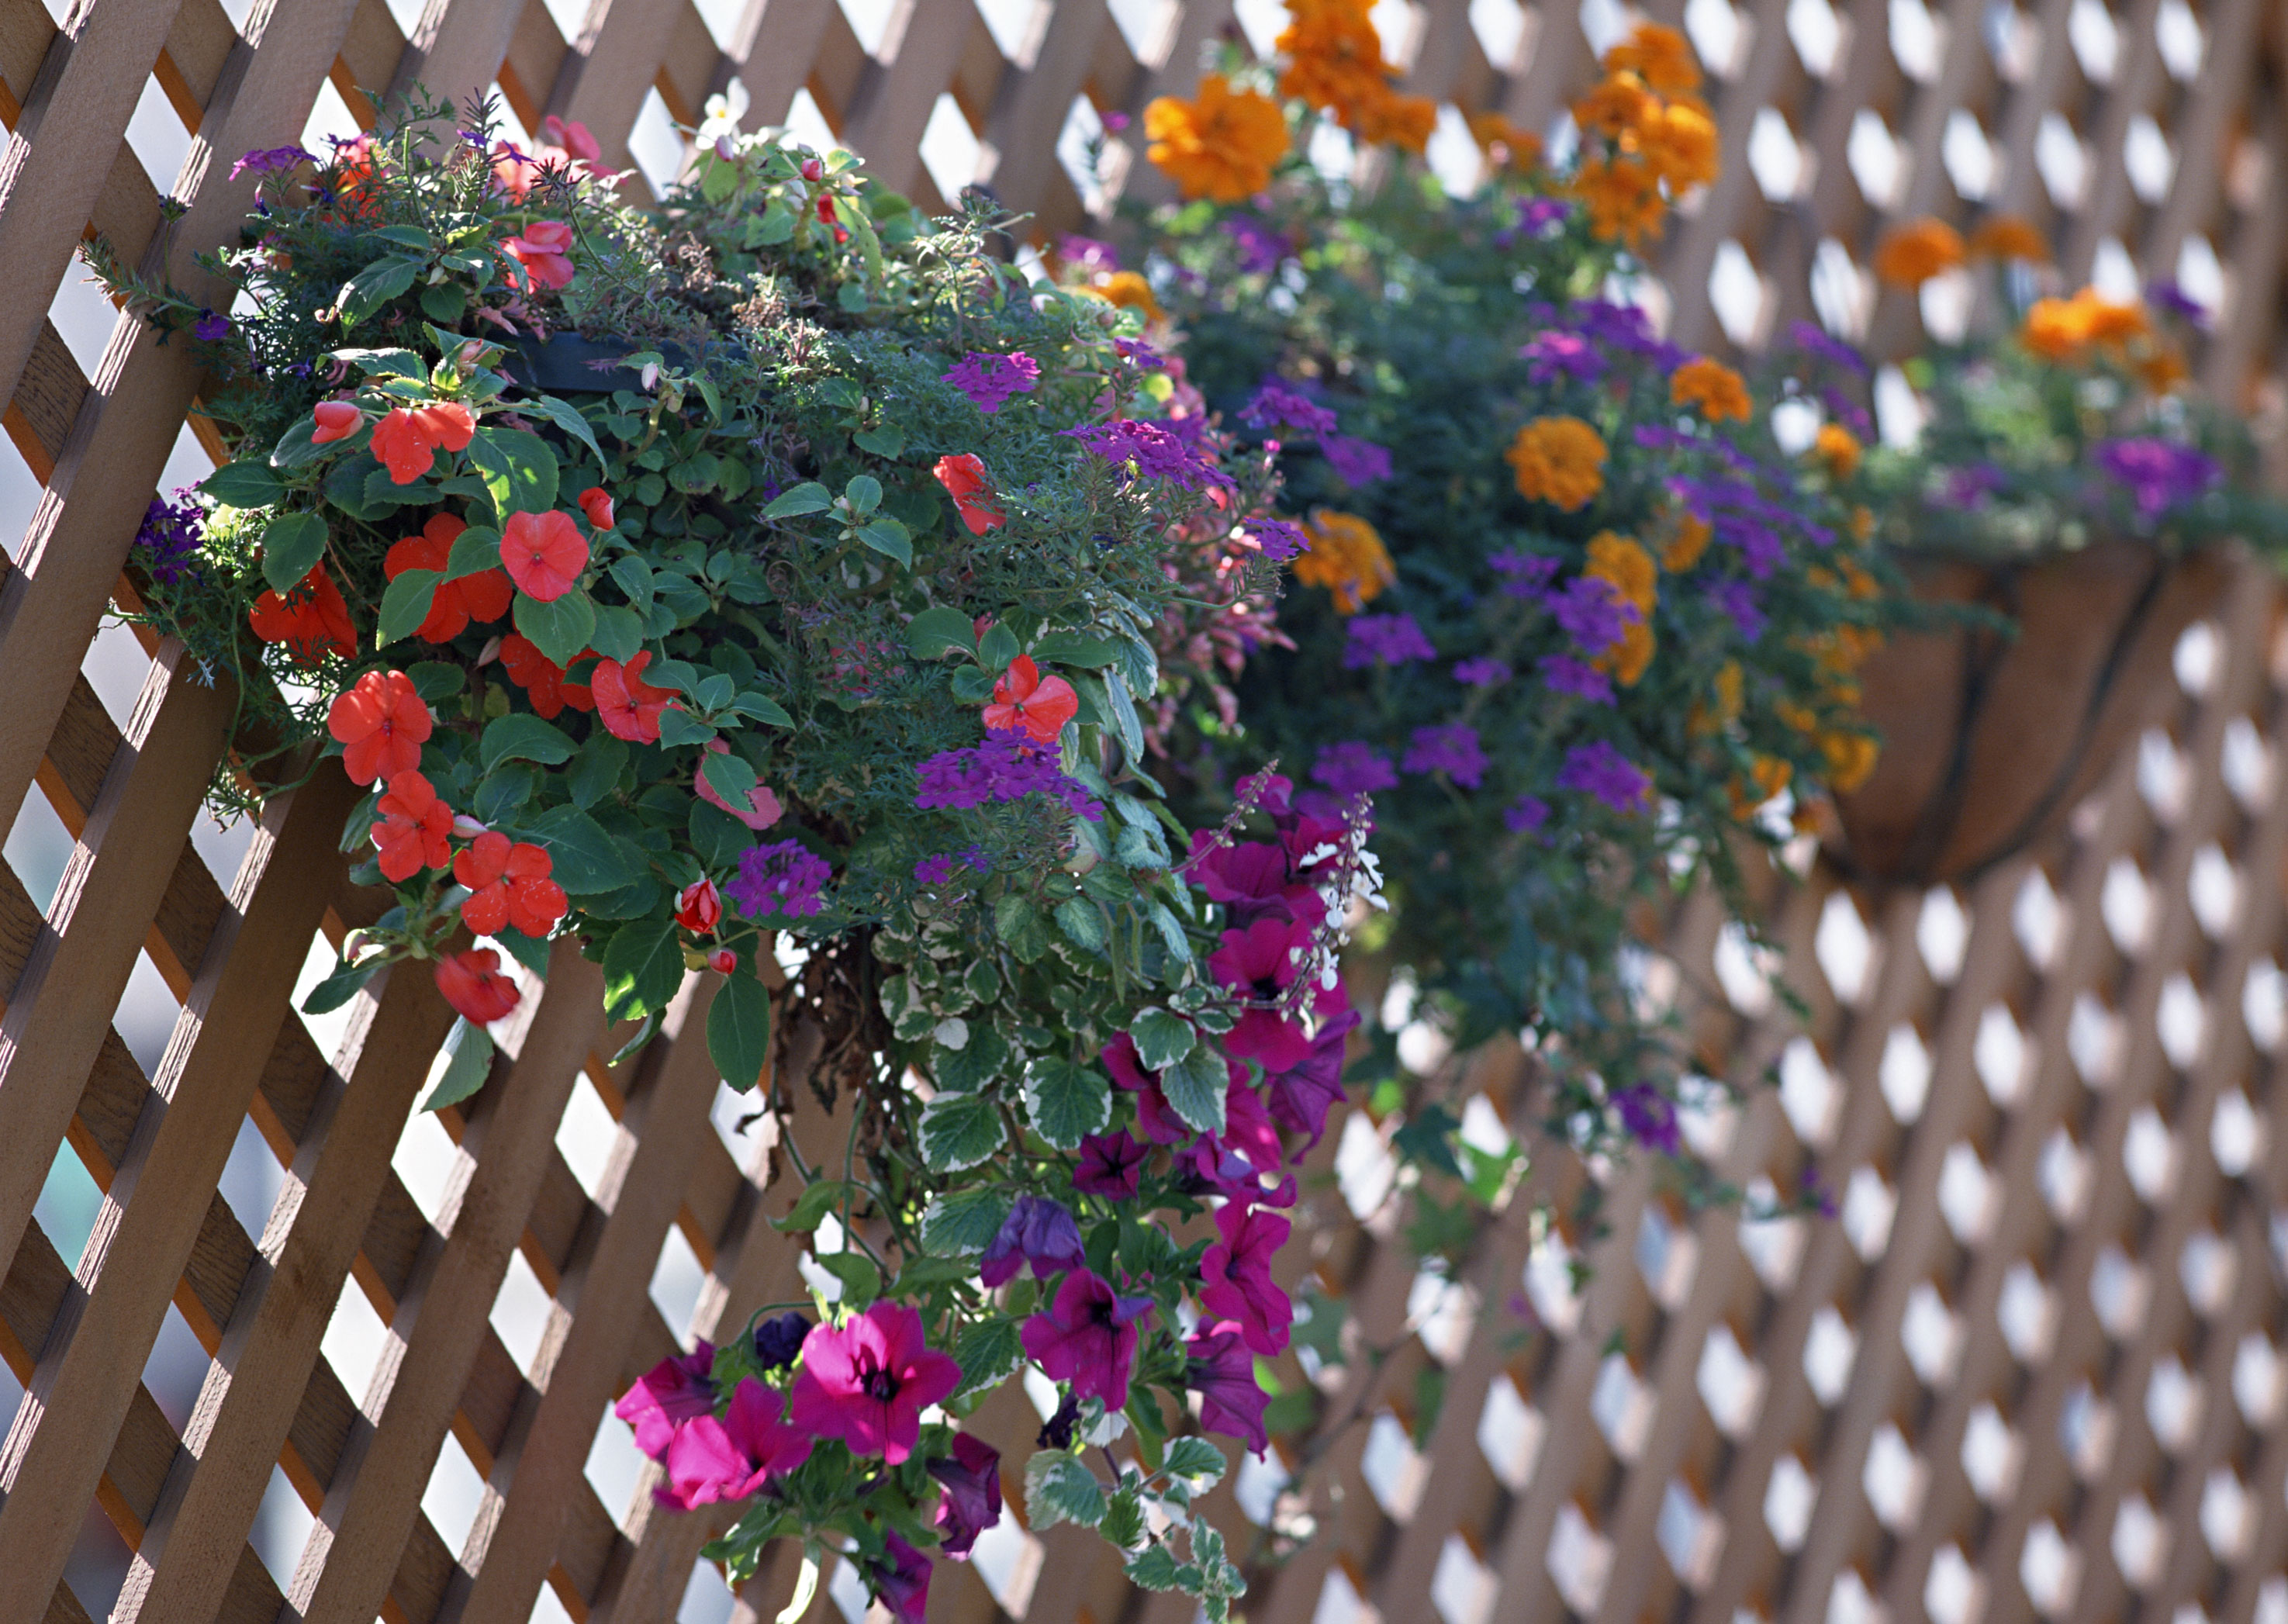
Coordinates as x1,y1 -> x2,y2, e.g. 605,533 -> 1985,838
1246,517 -> 1311,562
1074,1129 -> 1148,1198
2096,437 -> 2221,517
1059,234 -> 1120,275
928,1434 -> 1004,1560
1801,1166 -> 1838,1218
1520,330 -> 1603,385
192,309 -> 232,343
980,1194 -> 1087,1288
231,144 -> 317,181
870,1533 -> 931,1624
1322,432 -> 1391,487
1820,385 -> 1874,440
2144,279 -> 2209,327
1503,793 -> 1550,834
133,488 -> 204,586
1063,420 -> 1229,492
914,733 -> 1104,821
727,839 -> 833,920
1101,109 -> 1131,133
1612,1084 -> 1680,1155
1241,380 -> 1338,437
1539,654 -> 1614,704
752,1311 -> 810,1370
1310,742 -> 1397,796
1704,578 -> 1767,641
914,845 -> 988,886
1113,336 -> 1166,369
1222,216 -> 1287,274
1452,657 -> 1512,687
1342,613 -> 1436,669
1547,577 -> 1631,656
1495,197 -> 1571,246
1788,320 -> 1868,375
1490,550 -> 1562,598
1402,724 -> 1487,787
942,351 -> 1040,413
1557,740 -> 1650,812
1937,461 -> 2006,509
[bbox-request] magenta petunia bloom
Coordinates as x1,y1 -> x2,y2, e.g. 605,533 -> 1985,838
613,1340 -> 717,1460
872,1532 -> 933,1624
1219,1074 -> 1285,1179
788,1302 -> 961,1465
1074,1128 -> 1149,1197
658,1377 -> 815,1508
1264,989 -> 1359,1144
928,1432 -> 1004,1558
1211,915 -> 1316,1073
980,1194 -> 1086,1287
1200,1201 -> 1293,1356
1187,1321 -> 1271,1453
1021,1269 -> 1154,1410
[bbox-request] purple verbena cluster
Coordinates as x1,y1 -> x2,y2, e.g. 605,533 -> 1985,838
1240,381 -> 1338,437
1402,724 -> 1487,787
1308,741 -> 1397,796
1556,740 -> 1652,812
133,489 -> 204,586
728,839 -> 833,920
941,351 -> 1040,414
1062,420 -> 1229,492
913,731 -> 1104,821
1222,217 -> 1289,275
2096,437 -> 2221,517
1342,613 -> 1436,669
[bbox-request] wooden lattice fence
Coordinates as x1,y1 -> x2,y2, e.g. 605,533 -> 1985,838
1,0 -> 2286,1621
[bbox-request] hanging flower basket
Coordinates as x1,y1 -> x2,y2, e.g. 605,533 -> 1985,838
1827,539 -> 2229,889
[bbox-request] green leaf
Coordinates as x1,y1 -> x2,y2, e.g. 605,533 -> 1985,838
656,707 -> 717,748
602,914 -> 683,1022
1054,898 -> 1107,952
1128,1007 -> 1196,1071
977,624 -> 1021,672
335,344 -> 424,375
203,460 -> 285,510
608,554 -> 654,610
852,423 -> 904,457
1160,1043 -> 1228,1136
479,714 -> 576,772
708,970 -> 774,1090
1025,1452 -> 1108,1530
932,1025 -> 1007,1092
260,512 -> 330,595
492,927 -> 553,980
375,568 -> 441,648
468,426 -> 559,517
954,1318 -> 1024,1396
302,955 -> 381,1015
420,282 -> 465,323
729,690 -> 794,727
1030,631 -> 1122,669
836,281 -> 867,313
513,588 -> 596,669
920,1188 -> 1011,1253
773,1179 -> 847,1235
1022,1056 -> 1110,1150
855,517 -> 911,568
406,661 -> 464,703
589,603 -> 645,663
1125,1546 -> 1191,1591
1162,1437 -> 1229,1487
567,731 -> 627,809
610,1012 -> 660,1066
1100,669 -> 1146,759
819,1251 -> 881,1307
764,482 -> 831,518
905,606 -> 976,661
701,751 -> 758,809
337,255 -> 422,326
523,804 -> 641,895
420,1020 -> 496,1111
919,1090 -> 1005,1171
527,393 -> 607,468
1391,1102 -> 1465,1179
442,524 -> 503,581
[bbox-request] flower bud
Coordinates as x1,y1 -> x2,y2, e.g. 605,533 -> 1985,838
800,156 -> 824,182
476,635 -> 503,665
451,814 -> 489,840
714,134 -> 735,161
676,877 -> 724,933
707,947 -> 738,975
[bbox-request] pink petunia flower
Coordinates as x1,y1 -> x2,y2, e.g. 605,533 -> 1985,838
613,1341 -> 718,1461
1020,1269 -> 1153,1411
658,1376 -> 814,1508
1199,1201 -> 1292,1356
788,1302 -> 960,1465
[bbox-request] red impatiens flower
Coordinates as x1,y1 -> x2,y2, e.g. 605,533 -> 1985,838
593,651 -> 678,743
576,486 -> 615,530
435,947 -> 520,1024
502,219 -> 575,290
384,513 -> 513,642
496,633 -> 594,719
694,738 -> 783,829
932,453 -> 1005,534
370,770 -> 453,882
658,1377 -> 814,1510
311,399 -> 364,444
1199,1200 -> 1293,1356
369,402 -> 476,484
676,877 -> 723,933
327,669 -> 431,785
499,508 -> 589,601
540,115 -> 603,163
248,565 -> 357,665
787,1302 -> 962,1465
982,655 -> 1078,744
452,831 -> 567,937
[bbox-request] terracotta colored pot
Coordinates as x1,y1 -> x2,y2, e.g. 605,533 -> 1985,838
1827,539 -> 2231,890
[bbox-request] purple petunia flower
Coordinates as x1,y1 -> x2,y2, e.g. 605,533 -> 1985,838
1520,330 -> 1604,385
752,1311 -> 810,1371
1073,1129 -> 1148,1198
1557,740 -> 1651,812
1310,742 -> 1398,796
2096,437 -> 2221,517
1240,379 -> 1338,437
1402,724 -> 1488,787
928,1433 -> 1004,1561
192,309 -> 232,343
133,488 -> 204,586
1704,578 -> 1767,642
1322,431 -> 1392,487
1063,420 -> 1229,492
1021,1269 -> 1153,1410
727,839 -> 833,920
1343,613 -> 1436,669
2144,279 -> 2210,327
1058,234 -> 1120,275
1187,1322 -> 1270,1454
941,351 -> 1040,413
979,1194 -> 1087,1288
1539,654 -> 1615,704
1503,793 -> 1551,834
231,144 -> 318,181
1788,320 -> 1869,375
1222,216 -> 1288,274
1612,1083 -> 1680,1155
1452,657 -> 1512,687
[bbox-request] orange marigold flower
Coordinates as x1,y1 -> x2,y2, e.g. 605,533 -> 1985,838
2077,293 -> 2148,345
1670,357 -> 1752,422
1872,218 -> 1966,288
249,564 -> 357,666
1968,214 -> 2050,262
1277,0 -> 1394,119
1292,509 -> 1395,613
1585,532 -> 1657,615
1603,618 -> 1656,686
2020,295 -> 2085,360
1637,99 -> 1719,192
1571,154 -> 1667,247
1605,22 -> 1703,96
384,513 -> 513,643
1573,77 -> 1656,140
1507,416 -> 1607,510
329,669 -> 431,786
1144,73 -> 1289,202
1823,730 -> 1881,793
1090,270 -> 1165,324
1351,88 -> 1438,154
2136,345 -> 2189,393
1815,423 -> 1863,479
1662,514 -> 1713,572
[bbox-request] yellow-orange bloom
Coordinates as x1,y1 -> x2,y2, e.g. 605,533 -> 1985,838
1822,730 -> 1880,793
1872,218 -> 1966,288
1351,88 -> 1438,154
2137,345 -> 2189,393
2019,286 -> 2148,361
1585,532 -> 1657,615
1505,416 -> 1607,510
1968,214 -> 2050,262
1604,22 -> 1703,96
1277,0 -> 1389,110
1574,76 -> 1656,140
1571,154 -> 1667,247
1467,112 -> 1542,171
1637,98 -> 1719,192
1604,618 -> 1655,686
1815,423 -> 1862,479
1145,74 -> 1289,202
1292,508 -> 1396,613
1663,513 -> 1713,572
1670,357 -> 1752,422
1088,270 -> 1165,323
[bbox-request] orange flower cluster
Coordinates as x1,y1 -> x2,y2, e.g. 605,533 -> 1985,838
1292,509 -> 1396,612
1585,532 -> 1657,686
1505,416 -> 1607,510
1277,0 -> 1438,154
1669,357 -> 1751,422
2018,285 -> 2186,391
1144,74 -> 1289,202
1871,218 -> 1965,289
1968,214 -> 2049,263
1813,423 -> 1862,479
1568,25 -> 1717,248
